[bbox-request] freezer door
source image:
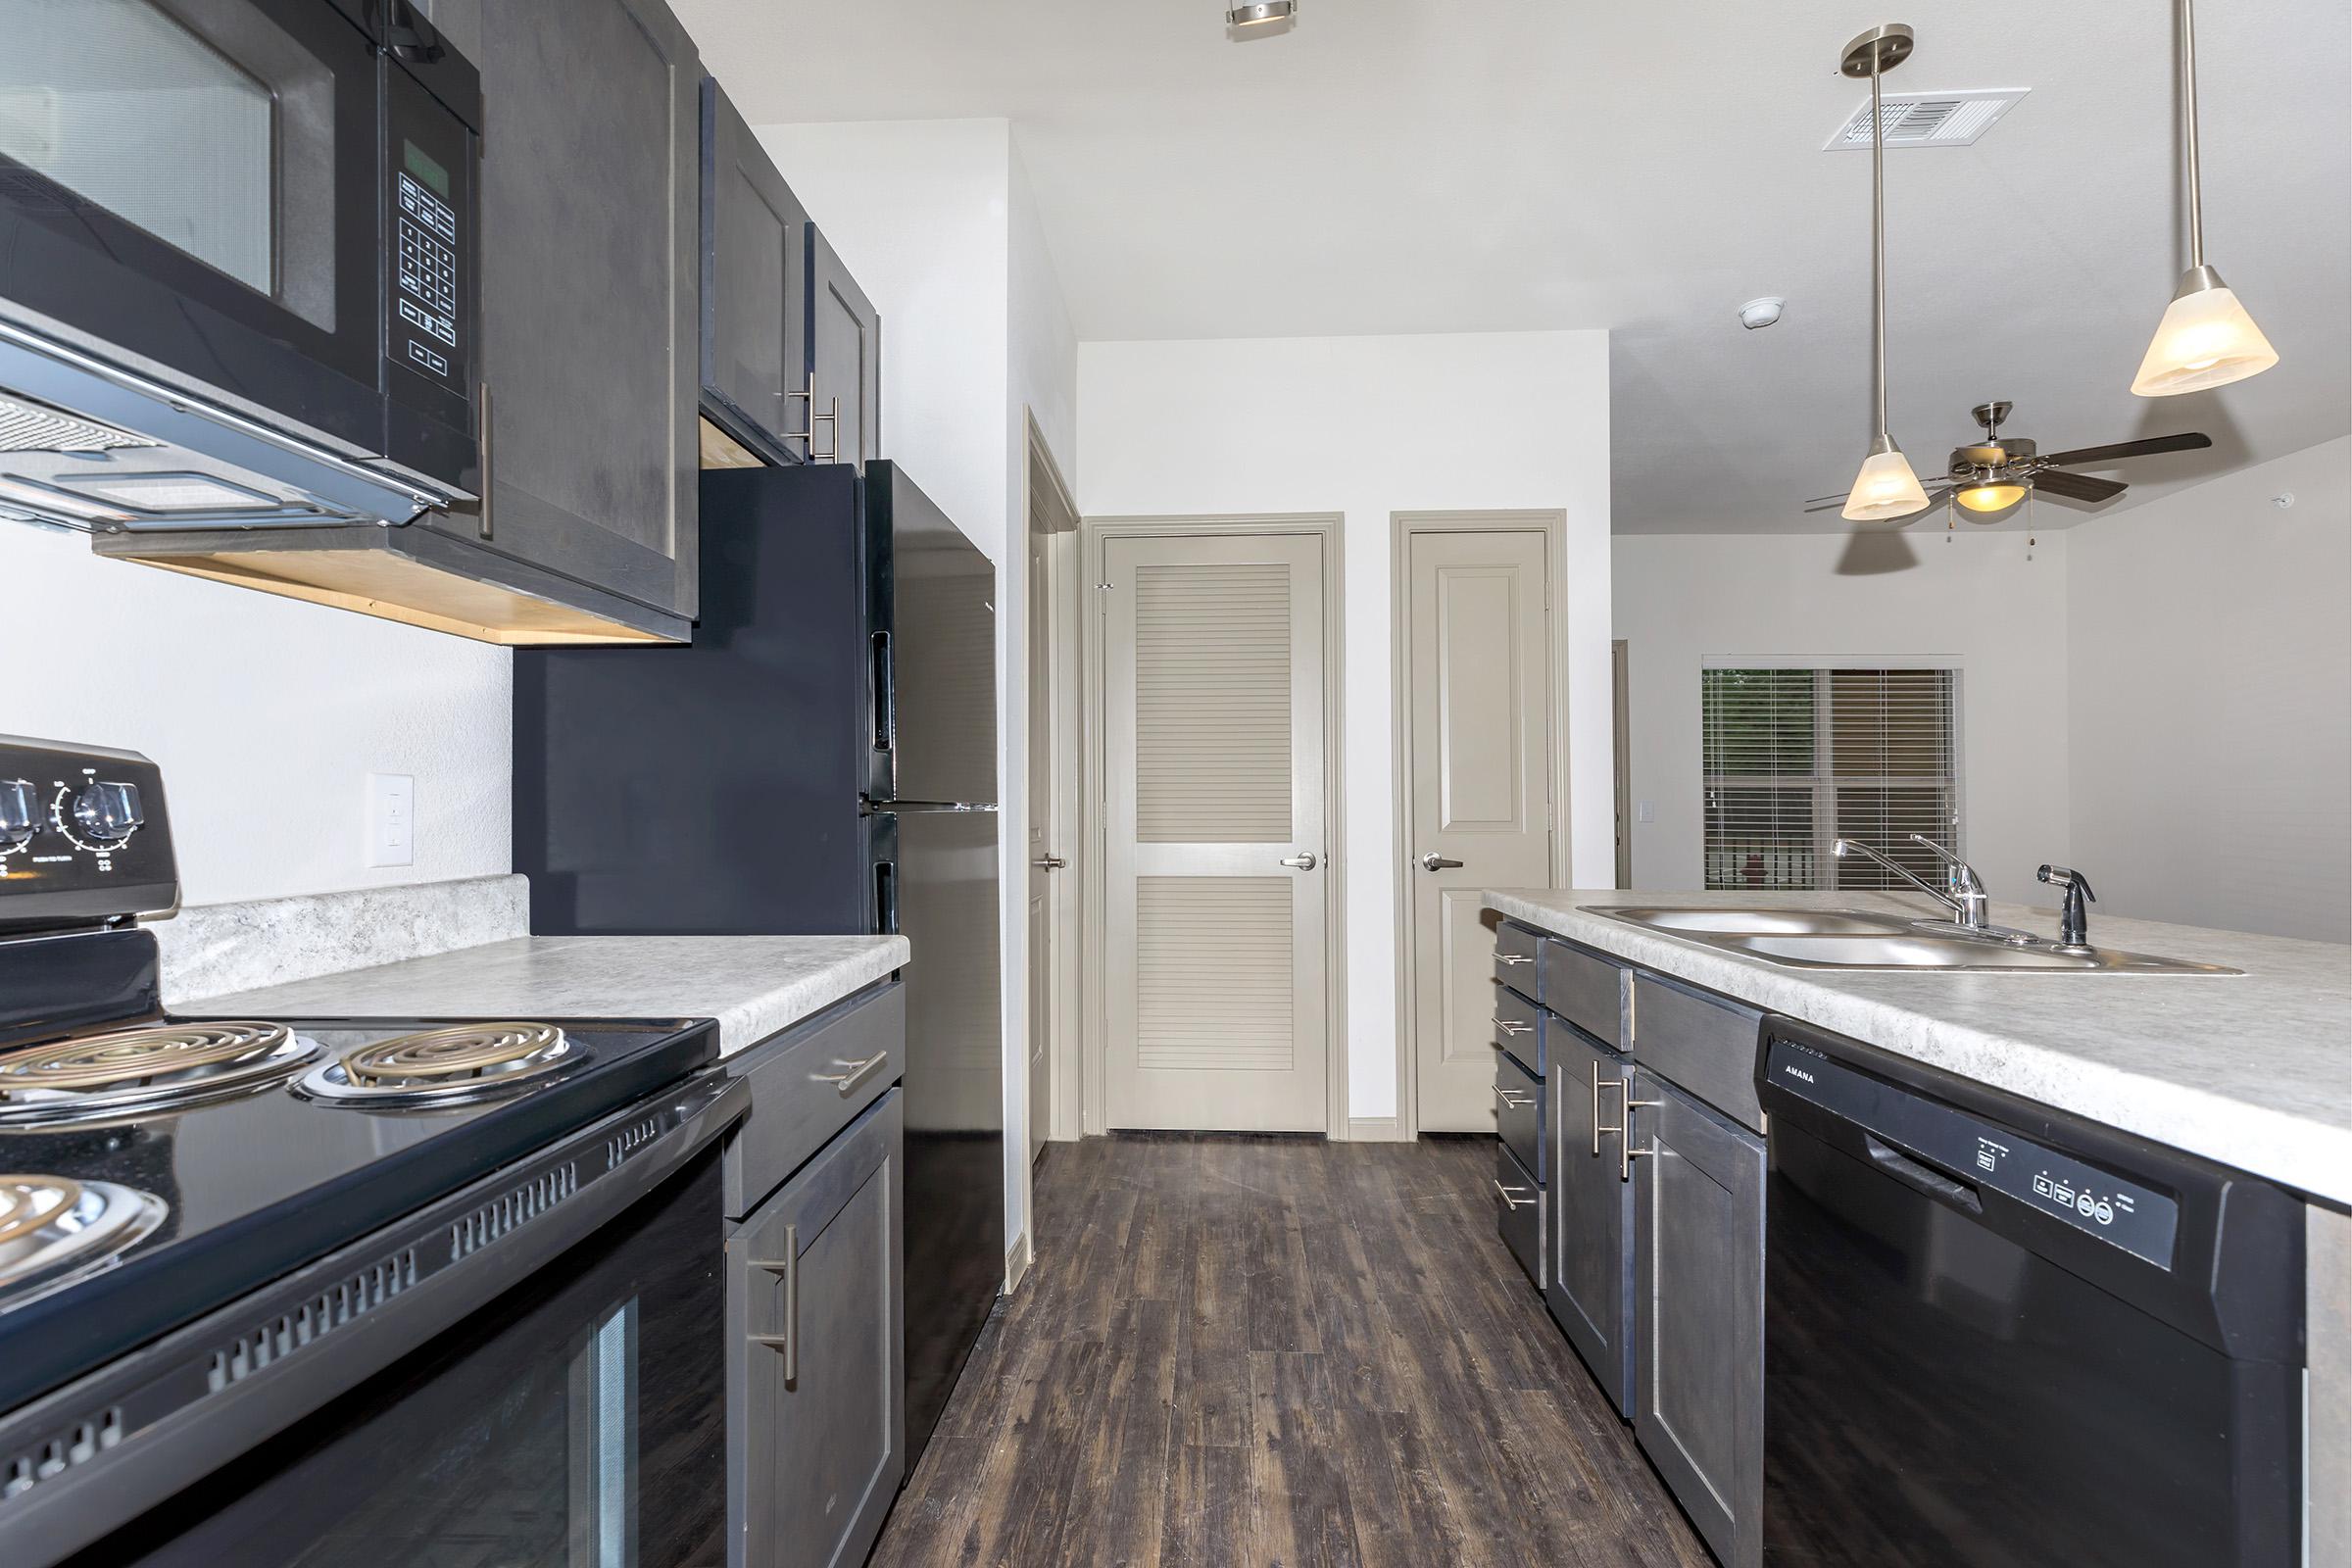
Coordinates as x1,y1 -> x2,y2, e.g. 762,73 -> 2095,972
875,463 -> 998,807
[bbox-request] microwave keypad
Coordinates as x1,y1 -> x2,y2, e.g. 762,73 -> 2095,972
394,171 -> 461,383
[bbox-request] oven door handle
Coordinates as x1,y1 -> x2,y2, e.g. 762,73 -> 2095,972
0,1069 -> 751,1568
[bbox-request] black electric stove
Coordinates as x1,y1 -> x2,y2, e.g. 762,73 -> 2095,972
0,736 -> 745,1568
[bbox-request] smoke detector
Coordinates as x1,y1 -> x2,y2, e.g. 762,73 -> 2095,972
1738,297 -> 1786,330
1825,87 -> 2028,150
1227,1 -> 1298,41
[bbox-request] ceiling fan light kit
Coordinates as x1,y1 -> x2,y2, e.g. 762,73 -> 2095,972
1226,0 -> 1298,41
1954,481 -> 2028,514
2132,0 -> 2278,397
1838,23 -> 1931,524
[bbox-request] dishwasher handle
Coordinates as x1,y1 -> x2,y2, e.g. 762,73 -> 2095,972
1864,1134 -> 1984,1215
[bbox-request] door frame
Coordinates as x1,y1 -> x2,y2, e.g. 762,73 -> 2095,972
1389,510 -> 1574,1143
1023,416 -> 1085,1150
1079,513 -> 1348,1139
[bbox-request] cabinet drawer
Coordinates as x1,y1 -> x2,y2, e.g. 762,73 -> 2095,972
723,981 -> 904,1219
1629,973 -> 1764,1133
1494,1047 -> 1544,1184
1491,983 -> 1544,1079
1495,1141 -> 1545,1291
1494,921 -> 1542,1002
1541,936 -> 1624,1049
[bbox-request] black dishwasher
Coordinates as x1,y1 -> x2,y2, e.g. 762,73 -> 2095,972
1756,1018 -> 2304,1567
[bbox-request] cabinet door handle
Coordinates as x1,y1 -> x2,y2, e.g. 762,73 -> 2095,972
785,374 -> 842,464
1492,1179 -> 1539,1211
1491,1016 -> 1533,1038
747,1223 -> 801,1382
1493,1086 -> 1533,1108
1495,952 -> 1534,967
1592,1058 -> 1625,1156
813,1050 -> 890,1096
1619,1070 -> 1665,1183
1419,853 -> 1464,871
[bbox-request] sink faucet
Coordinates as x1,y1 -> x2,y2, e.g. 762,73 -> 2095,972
1832,834 -> 2002,933
2037,864 -> 2096,952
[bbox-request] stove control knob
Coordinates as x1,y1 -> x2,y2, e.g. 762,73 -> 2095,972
71,780 -> 144,845
0,779 -> 35,849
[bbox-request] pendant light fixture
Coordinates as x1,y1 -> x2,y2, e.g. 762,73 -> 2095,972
2131,0 -> 2278,396
1839,24 -> 1932,523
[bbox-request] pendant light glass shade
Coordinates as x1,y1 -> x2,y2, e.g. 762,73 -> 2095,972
1842,439 -> 1933,521
1954,481 -> 2028,514
2135,0 -> 2277,397
2131,268 -> 2279,395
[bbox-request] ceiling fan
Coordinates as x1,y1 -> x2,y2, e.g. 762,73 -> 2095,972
1806,402 -> 2213,517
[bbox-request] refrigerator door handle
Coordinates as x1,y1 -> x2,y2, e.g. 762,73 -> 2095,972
870,630 -> 896,757
861,799 -> 1000,814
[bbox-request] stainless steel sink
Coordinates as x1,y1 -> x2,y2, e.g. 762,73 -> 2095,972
1600,906 -> 1918,937
1584,906 -> 2241,974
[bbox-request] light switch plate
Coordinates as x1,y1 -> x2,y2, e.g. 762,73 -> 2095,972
368,773 -> 415,867
1637,799 -> 1655,824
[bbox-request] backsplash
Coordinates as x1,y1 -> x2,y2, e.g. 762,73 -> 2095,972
152,874 -> 528,1006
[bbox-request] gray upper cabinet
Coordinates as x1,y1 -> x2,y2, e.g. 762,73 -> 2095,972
451,0 -> 702,627
701,79 -> 810,466
728,1091 -> 906,1568
1548,1021 -> 1635,1417
808,226 -> 881,466
1632,1069 -> 1765,1568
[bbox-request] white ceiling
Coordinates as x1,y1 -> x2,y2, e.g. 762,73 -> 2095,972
677,0 -> 2352,533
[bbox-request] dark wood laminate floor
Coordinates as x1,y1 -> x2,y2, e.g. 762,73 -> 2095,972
870,1134 -> 1713,1568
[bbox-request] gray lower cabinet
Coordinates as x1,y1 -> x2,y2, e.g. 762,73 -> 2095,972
808,227 -> 881,466
454,0 -> 702,627
728,1090 -> 906,1568
1546,1021 -> 1635,1417
1631,1067 -> 1765,1568
701,78 -> 810,466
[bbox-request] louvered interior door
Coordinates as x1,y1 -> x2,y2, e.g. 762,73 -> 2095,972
1102,533 -> 1327,1132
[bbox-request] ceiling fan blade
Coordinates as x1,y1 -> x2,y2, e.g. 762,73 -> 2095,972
2038,432 -> 2213,467
2032,469 -> 2128,504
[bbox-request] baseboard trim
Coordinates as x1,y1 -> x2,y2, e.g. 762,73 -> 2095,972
1004,1231 -> 1034,1294
1346,1116 -> 1406,1143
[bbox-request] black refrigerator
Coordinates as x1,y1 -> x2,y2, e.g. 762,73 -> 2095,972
513,460 -> 1004,1462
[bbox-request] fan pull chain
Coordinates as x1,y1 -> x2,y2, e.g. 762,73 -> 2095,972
1946,492 -> 1956,541
2026,488 -> 2036,561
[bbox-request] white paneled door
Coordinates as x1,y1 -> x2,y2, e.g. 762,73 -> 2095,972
1102,532 -> 1328,1132
1404,526 -> 1555,1132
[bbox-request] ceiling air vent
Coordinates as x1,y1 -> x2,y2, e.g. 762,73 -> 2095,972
1826,88 -> 2027,150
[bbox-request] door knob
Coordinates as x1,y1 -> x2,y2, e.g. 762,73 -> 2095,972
1280,853 -> 1318,870
1033,854 -> 1066,871
1420,853 -> 1464,871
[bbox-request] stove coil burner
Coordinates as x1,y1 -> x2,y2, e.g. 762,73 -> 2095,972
0,1173 -> 168,1309
294,1023 -> 587,1110
0,1021 -> 319,1128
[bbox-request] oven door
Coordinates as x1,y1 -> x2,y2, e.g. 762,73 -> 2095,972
0,0 -> 391,455
62,1147 -> 730,1568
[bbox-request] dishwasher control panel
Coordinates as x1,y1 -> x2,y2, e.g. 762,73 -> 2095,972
1765,1042 -> 2180,1268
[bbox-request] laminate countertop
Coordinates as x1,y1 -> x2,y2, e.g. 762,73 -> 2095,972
1485,889 -> 2352,1205
184,934 -> 910,1058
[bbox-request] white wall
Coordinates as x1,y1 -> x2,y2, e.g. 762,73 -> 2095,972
0,521 -> 510,904
1078,330 -> 1613,1126
758,118 -> 1081,1260
1612,530 -> 2073,906
2068,436 -> 2351,942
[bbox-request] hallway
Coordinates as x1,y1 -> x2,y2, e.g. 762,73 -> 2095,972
871,1134 -> 1712,1567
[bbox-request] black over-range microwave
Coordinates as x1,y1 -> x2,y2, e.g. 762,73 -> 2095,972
0,0 -> 479,532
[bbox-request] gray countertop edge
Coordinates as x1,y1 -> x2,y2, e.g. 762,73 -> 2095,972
184,933 -> 913,1059
1484,889 -> 2352,1207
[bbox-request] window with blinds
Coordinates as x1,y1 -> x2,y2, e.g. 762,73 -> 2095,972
1701,667 -> 1957,892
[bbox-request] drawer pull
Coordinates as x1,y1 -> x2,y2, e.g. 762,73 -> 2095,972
1493,1086 -> 1533,1108
1495,952 -> 1535,966
1492,1178 -> 1539,1211
1491,1016 -> 1534,1037
813,1050 -> 890,1096
748,1223 -> 801,1382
